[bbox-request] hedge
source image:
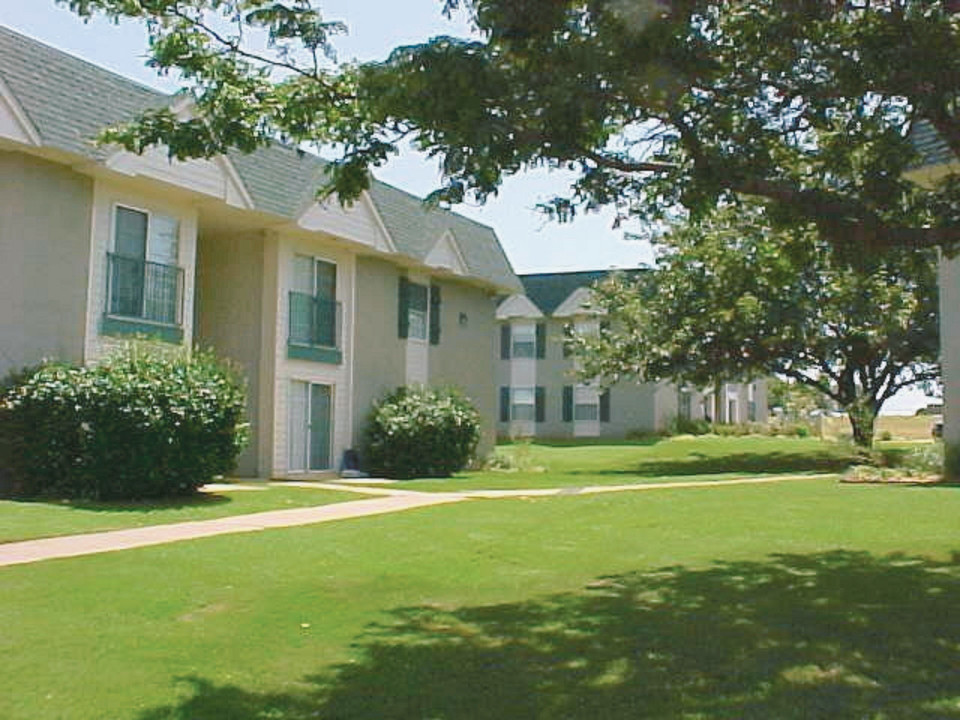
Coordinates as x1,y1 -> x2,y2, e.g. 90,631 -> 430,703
0,344 -> 248,500
364,386 -> 480,479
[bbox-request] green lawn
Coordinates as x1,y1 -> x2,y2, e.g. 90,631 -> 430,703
402,435 -> 860,491
2,471 -> 959,718
0,485 -> 357,544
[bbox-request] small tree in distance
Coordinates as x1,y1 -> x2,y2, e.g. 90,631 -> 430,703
574,204 -> 940,448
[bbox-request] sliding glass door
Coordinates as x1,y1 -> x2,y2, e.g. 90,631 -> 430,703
288,381 -> 332,471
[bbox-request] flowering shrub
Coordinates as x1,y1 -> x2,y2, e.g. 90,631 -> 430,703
364,386 -> 480,479
0,344 -> 247,500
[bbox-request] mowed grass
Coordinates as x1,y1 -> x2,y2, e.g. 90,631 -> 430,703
3,476 -> 960,719
402,436 -> 859,491
0,485 -> 357,544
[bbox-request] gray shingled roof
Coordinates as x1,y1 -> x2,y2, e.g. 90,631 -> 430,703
910,119 -> 958,169
0,25 -> 169,161
367,182 -> 521,292
0,25 -> 520,292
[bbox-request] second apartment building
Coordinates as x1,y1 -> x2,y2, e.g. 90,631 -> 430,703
496,271 -> 767,439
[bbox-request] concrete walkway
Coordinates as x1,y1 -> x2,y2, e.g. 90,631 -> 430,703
0,492 -> 465,568
0,473 -> 830,568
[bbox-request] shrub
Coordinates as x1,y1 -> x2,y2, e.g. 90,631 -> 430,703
0,343 -> 248,500
364,386 -> 480,479
667,416 -> 712,436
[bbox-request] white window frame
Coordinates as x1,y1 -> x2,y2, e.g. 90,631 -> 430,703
511,387 -> 536,421
511,324 -> 536,358
574,385 -> 599,421
292,253 -> 338,299
107,203 -> 182,325
406,280 -> 429,341
111,203 -> 180,265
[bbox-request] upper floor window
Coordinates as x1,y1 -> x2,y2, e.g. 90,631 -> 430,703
399,278 -> 441,345
107,205 -> 183,326
289,255 -> 340,350
512,325 -> 536,358
500,322 -> 546,359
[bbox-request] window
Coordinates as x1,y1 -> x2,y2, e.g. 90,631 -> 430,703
679,390 -> 693,421
289,255 -> 339,350
574,385 -> 599,421
107,205 -> 183,326
511,325 -> 536,358
500,322 -> 545,359
511,387 -> 536,421
399,278 -> 435,342
574,402 -> 599,421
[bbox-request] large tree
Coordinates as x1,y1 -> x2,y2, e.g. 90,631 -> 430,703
59,0 -> 960,256
575,204 -> 940,447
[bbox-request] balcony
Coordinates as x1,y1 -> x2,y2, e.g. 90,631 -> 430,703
102,253 -> 184,343
288,291 -> 342,364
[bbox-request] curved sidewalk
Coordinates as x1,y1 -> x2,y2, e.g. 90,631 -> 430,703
0,473 -> 829,568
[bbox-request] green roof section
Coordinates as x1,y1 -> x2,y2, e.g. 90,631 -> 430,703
0,25 -> 520,293
519,269 -> 648,316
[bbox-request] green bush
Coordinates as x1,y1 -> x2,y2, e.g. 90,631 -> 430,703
667,416 -> 712,436
364,386 -> 480,479
0,344 -> 248,500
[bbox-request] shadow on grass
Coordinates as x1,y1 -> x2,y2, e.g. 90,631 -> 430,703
139,550 -> 960,719
570,450 -> 858,478
9,492 -> 232,514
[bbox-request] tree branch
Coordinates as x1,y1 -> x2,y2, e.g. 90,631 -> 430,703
581,149 -> 676,174
168,6 -> 324,83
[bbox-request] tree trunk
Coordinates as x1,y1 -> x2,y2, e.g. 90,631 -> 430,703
847,403 -> 876,449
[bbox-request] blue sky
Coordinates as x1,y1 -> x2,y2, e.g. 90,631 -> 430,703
1,2 -> 937,413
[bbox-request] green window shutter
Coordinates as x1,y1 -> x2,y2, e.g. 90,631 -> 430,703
535,387 -> 546,423
600,389 -> 611,423
500,324 -> 511,359
562,323 -> 572,358
398,276 -> 409,339
535,322 -> 546,359
499,387 -> 511,422
429,285 -> 441,345
562,386 -> 573,422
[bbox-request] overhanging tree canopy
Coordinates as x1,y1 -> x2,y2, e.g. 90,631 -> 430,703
59,0 -> 960,256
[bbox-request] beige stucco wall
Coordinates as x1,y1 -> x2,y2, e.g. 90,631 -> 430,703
428,278 -> 500,458
351,256 -> 408,453
941,253 -> 960,479
0,151 -> 93,378
194,231 -> 265,477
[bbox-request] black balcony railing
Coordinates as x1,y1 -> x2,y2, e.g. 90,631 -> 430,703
289,291 -> 341,349
106,253 -> 184,326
